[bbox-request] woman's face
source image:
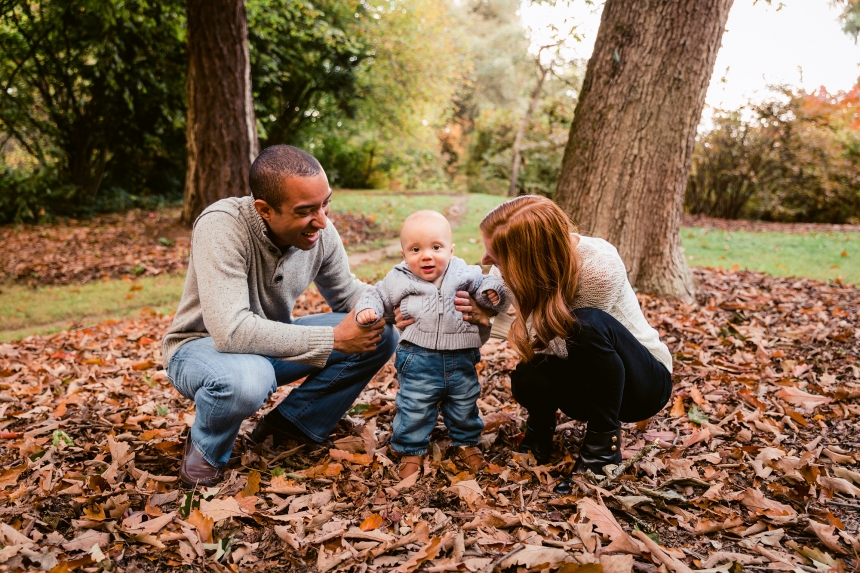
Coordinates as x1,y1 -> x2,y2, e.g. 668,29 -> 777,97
481,235 -> 504,276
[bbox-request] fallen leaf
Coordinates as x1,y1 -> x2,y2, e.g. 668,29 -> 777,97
265,475 -> 307,495
0,465 -> 27,489
186,509 -> 214,544
776,386 -> 832,410
447,479 -> 484,509
738,488 -> 796,517
360,513 -> 384,531
242,469 -> 261,497
62,530 -> 110,552
500,545 -> 570,568
198,497 -> 245,522
393,535 -> 446,573
806,520 -> 846,554
818,476 -> 860,497
670,396 -> 686,417
576,495 -> 641,554
600,554 -> 634,573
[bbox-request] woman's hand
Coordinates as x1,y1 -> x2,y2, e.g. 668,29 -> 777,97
393,305 -> 415,331
454,290 -> 496,327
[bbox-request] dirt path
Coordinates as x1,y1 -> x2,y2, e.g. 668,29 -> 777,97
347,194 -> 469,268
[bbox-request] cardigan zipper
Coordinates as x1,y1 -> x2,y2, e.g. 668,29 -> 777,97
434,287 -> 443,349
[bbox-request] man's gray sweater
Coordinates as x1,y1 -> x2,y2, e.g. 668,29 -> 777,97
161,197 -> 366,369
355,257 -> 510,350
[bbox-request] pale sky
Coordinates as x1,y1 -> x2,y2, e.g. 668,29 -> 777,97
520,0 -> 860,121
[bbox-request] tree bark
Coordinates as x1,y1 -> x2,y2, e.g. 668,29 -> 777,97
555,0 -> 733,301
509,64 -> 548,197
182,0 -> 259,225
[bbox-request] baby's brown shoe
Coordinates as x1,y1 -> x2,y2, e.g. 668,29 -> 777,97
456,446 -> 486,473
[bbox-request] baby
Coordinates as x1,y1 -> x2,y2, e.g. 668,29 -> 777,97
355,210 -> 510,479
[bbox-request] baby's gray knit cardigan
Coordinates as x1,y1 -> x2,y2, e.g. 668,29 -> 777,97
355,257 -> 510,350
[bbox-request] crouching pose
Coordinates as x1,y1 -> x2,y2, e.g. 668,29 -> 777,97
455,195 -> 673,494
163,145 -> 397,487
356,210 -> 510,479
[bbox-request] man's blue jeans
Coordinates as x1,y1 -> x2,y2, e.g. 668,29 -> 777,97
167,313 -> 398,467
389,342 -> 484,456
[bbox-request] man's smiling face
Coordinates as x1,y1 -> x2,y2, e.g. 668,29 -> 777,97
254,172 -> 332,250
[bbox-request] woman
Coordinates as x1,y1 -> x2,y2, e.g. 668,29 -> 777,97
458,195 -> 673,493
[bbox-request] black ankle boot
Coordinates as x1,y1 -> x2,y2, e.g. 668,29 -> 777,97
517,418 -> 555,465
553,428 -> 622,494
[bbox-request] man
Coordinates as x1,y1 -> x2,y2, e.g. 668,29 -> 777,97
162,145 -> 397,486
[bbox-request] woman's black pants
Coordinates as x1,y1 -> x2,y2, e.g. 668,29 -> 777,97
510,307 -> 673,432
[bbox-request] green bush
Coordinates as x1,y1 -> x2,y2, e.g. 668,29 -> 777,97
0,166 -> 74,223
0,0 -> 187,222
464,86 -> 575,197
687,86 -> 860,224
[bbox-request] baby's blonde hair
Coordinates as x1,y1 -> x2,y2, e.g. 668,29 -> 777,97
400,210 -> 452,243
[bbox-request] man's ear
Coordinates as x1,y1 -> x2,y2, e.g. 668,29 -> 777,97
253,199 -> 275,221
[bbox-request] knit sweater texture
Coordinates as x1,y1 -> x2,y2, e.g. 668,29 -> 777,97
161,196 -> 367,369
355,257 -> 509,350
507,235 -> 673,372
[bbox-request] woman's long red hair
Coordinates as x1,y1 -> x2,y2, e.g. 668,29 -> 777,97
480,195 -> 579,361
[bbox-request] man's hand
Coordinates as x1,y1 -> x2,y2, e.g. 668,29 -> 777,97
485,289 -> 500,305
333,308 -> 384,354
454,290 -> 496,327
356,308 -> 378,325
393,305 -> 416,332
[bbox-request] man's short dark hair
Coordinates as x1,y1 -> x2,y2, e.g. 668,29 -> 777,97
249,145 -> 323,210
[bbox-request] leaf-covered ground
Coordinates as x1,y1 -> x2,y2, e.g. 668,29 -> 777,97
0,209 -> 380,287
1,265 -> 858,573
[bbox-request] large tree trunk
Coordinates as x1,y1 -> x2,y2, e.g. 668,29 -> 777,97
555,0 -> 733,301
182,0 -> 259,225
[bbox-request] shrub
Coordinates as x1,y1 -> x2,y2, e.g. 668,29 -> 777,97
687,86 -> 860,223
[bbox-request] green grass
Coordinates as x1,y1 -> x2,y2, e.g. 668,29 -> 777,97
0,274 -> 186,342
451,194 -> 509,264
332,190 -> 458,251
681,227 -> 860,286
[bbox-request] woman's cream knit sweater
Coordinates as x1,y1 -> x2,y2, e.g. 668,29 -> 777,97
496,235 -> 673,372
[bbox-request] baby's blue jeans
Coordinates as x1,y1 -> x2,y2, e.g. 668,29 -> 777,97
389,341 -> 484,456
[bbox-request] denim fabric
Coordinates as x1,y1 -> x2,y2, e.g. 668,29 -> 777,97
511,307 -> 673,433
168,312 -> 397,467
389,342 -> 484,455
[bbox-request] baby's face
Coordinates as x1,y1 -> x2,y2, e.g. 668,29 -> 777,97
400,217 -> 454,283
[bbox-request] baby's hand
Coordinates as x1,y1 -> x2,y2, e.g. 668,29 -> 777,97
486,290 -> 500,305
356,309 -> 379,325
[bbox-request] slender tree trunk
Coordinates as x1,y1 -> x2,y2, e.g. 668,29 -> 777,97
182,0 -> 259,225
555,0 -> 733,300
509,65 -> 548,197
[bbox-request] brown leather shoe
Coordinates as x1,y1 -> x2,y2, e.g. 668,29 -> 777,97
396,455 -> 424,480
248,411 -> 326,449
179,438 -> 224,487
456,446 -> 486,473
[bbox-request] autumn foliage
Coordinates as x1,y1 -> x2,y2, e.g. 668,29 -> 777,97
688,85 -> 860,224
0,262 -> 858,572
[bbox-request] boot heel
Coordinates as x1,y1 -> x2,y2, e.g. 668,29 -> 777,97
553,428 -> 622,494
